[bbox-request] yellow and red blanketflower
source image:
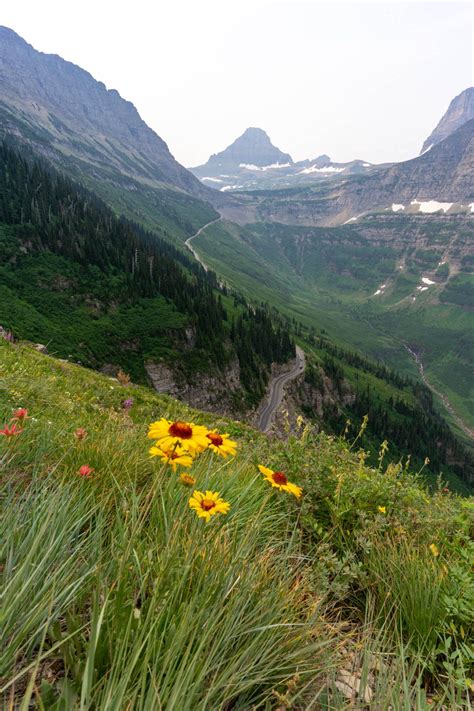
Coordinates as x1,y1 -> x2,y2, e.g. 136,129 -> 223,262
189,490 -> 230,521
13,408 -> 28,421
149,444 -> 194,472
205,430 -> 237,458
0,423 -> 23,437
78,465 -> 94,478
148,418 -> 209,454
258,465 -> 302,498
180,472 -> 196,487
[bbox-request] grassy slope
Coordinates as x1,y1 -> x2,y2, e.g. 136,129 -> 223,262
193,217 -> 474,440
1,340 -> 473,709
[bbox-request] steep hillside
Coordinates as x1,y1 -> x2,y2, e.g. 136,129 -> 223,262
421,87 -> 474,154
0,26 -> 229,242
1,338 -> 473,708
187,213 -> 474,448
222,119 -> 474,226
0,141 -> 294,412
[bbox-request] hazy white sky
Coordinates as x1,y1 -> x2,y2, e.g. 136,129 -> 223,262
1,0 -> 472,166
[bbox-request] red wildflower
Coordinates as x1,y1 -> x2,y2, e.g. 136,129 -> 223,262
0,423 -> 23,437
13,408 -> 28,421
78,465 -> 94,478
74,428 -> 88,441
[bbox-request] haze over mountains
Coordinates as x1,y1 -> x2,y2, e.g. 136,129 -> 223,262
0,24 -> 226,243
191,126 -> 382,192
0,25 -> 472,480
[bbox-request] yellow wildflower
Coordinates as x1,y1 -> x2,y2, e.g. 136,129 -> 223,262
180,472 -> 196,487
148,418 -> 209,454
429,543 -> 439,557
258,465 -> 302,498
205,430 -> 237,458
149,444 -> 193,471
189,490 -> 230,521
378,506 -> 386,514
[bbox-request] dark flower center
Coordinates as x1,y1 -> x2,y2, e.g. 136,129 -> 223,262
201,498 -> 216,511
169,421 -> 193,439
272,471 -> 288,485
207,432 -> 223,446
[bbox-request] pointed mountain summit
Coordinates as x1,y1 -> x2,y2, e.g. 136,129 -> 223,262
200,128 -> 293,171
421,87 -> 474,154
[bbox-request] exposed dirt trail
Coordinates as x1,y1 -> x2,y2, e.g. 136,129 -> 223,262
184,216 -> 222,271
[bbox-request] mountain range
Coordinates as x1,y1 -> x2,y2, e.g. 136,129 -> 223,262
190,126 -> 382,191
0,25 -> 472,487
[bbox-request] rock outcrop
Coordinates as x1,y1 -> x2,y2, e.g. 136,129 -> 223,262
421,87 -> 474,154
202,127 -> 293,171
0,25 -> 217,204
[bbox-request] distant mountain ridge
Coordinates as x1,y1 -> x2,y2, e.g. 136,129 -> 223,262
222,118 -> 474,227
191,127 -> 381,191
0,25 -> 229,240
421,87 -> 474,154
206,127 -> 293,169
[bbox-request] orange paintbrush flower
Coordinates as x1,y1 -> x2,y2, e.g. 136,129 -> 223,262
78,465 -> 94,478
0,423 -> 23,437
13,408 -> 28,421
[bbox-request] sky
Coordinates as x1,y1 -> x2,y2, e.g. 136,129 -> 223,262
1,0 -> 472,167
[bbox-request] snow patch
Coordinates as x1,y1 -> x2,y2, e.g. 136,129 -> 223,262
201,177 -> 223,183
373,283 -> 387,296
421,277 -> 436,285
469,203 -> 474,213
362,163 -> 371,167
299,165 -> 345,175
239,162 -> 291,171
411,200 -> 453,213
343,213 -> 364,224
220,185 -> 243,192
391,203 -> 405,212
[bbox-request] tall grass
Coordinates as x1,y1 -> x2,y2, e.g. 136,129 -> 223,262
1,340 -> 472,709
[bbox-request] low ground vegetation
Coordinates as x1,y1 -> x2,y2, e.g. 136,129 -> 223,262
0,339 -> 473,709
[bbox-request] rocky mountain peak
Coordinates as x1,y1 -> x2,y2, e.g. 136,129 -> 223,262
204,127 -> 293,169
421,87 -> 474,154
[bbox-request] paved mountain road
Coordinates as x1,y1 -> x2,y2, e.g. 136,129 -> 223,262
258,346 -> 306,432
184,216 -> 222,271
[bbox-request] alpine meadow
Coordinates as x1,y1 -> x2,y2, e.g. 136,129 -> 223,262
0,7 -> 473,710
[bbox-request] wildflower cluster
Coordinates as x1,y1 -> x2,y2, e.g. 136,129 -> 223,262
147,418 -> 237,521
0,408 -> 29,437
147,417 -> 303,521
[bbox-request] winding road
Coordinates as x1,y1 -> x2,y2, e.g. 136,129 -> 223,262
258,346 -> 306,432
184,216 -> 222,271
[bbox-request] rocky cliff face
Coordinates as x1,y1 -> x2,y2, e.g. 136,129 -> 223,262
0,26 -> 216,203
191,127 -> 381,192
203,127 -> 293,170
244,118 -> 474,227
145,359 -> 246,417
421,87 -> 474,154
